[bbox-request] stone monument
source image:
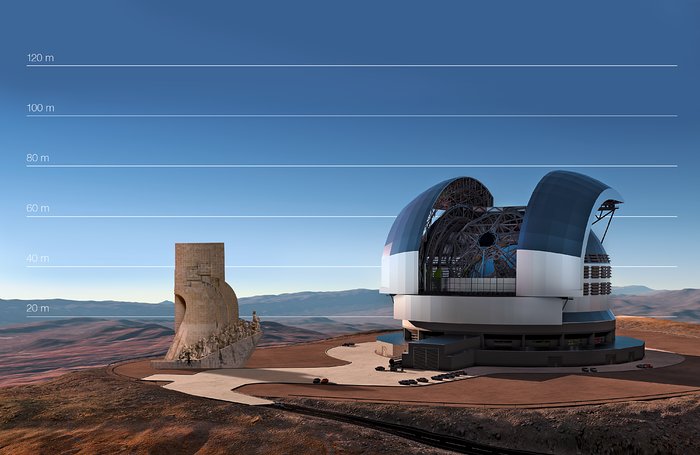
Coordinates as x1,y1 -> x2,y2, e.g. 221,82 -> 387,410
152,243 -> 262,369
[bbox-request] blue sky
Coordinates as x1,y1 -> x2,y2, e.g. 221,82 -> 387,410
1,0 -> 698,301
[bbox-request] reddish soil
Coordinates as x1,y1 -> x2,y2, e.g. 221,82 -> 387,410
113,317 -> 700,408
617,316 -> 700,355
234,317 -> 700,408
245,331 -> 384,368
0,319 -> 171,387
4,317 -> 700,454
114,331 -> 388,380
0,368 -> 449,455
290,395 -> 700,454
0,318 -> 374,387
111,358 -> 202,380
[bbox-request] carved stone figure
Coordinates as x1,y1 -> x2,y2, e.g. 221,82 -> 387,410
153,243 -> 263,369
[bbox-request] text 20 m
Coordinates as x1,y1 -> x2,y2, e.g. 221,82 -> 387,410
27,304 -> 50,313
27,53 -> 55,63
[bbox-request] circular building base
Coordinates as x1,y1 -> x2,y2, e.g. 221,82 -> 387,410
470,336 -> 645,368
379,332 -> 645,370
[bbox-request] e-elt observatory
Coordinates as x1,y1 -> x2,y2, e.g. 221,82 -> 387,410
377,171 -> 645,369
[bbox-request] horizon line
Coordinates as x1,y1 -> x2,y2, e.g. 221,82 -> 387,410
4,285 -> 697,304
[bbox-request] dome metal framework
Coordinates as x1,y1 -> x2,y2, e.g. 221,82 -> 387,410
423,177 -> 494,236
421,206 -> 525,294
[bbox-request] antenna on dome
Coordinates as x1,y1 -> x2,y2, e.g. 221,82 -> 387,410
592,199 -> 621,243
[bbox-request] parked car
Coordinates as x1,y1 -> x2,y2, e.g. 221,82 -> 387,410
431,375 -> 444,381
312,378 -> 321,384
320,378 -> 329,384
342,342 -> 356,347
416,377 -> 429,383
590,367 -> 598,373
636,363 -> 654,369
581,367 -> 589,373
375,366 -> 386,371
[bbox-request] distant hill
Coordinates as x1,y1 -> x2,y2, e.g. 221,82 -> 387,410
4,287 -> 699,327
611,289 -> 700,322
238,288 -> 392,317
259,316 -> 399,337
0,289 -> 394,326
611,285 -> 657,296
0,299 -> 174,326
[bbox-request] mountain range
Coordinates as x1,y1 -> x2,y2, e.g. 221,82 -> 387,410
610,288 -> 700,322
1,288 -> 393,326
3,286 -> 699,324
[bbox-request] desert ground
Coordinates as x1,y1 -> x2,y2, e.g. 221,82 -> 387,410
0,368 -> 450,455
2,316 -> 700,454
0,318 -> 362,387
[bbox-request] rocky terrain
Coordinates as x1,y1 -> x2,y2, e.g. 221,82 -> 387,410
274,316 -> 700,454
0,318 -> 352,387
0,289 -> 400,387
3,318 -> 700,454
277,316 -> 700,454
272,317 -> 700,455
2,290 -> 700,453
287,395 -> 700,454
0,368 -> 449,455
617,315 -> 700,338
1,317 -> 700,453
612,288 -> 700,322
0,319 -> 172,387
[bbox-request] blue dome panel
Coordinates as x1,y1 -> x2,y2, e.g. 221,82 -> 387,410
517,171 -> 622,258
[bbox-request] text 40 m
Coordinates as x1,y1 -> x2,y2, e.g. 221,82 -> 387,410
26,254 -> 50,263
